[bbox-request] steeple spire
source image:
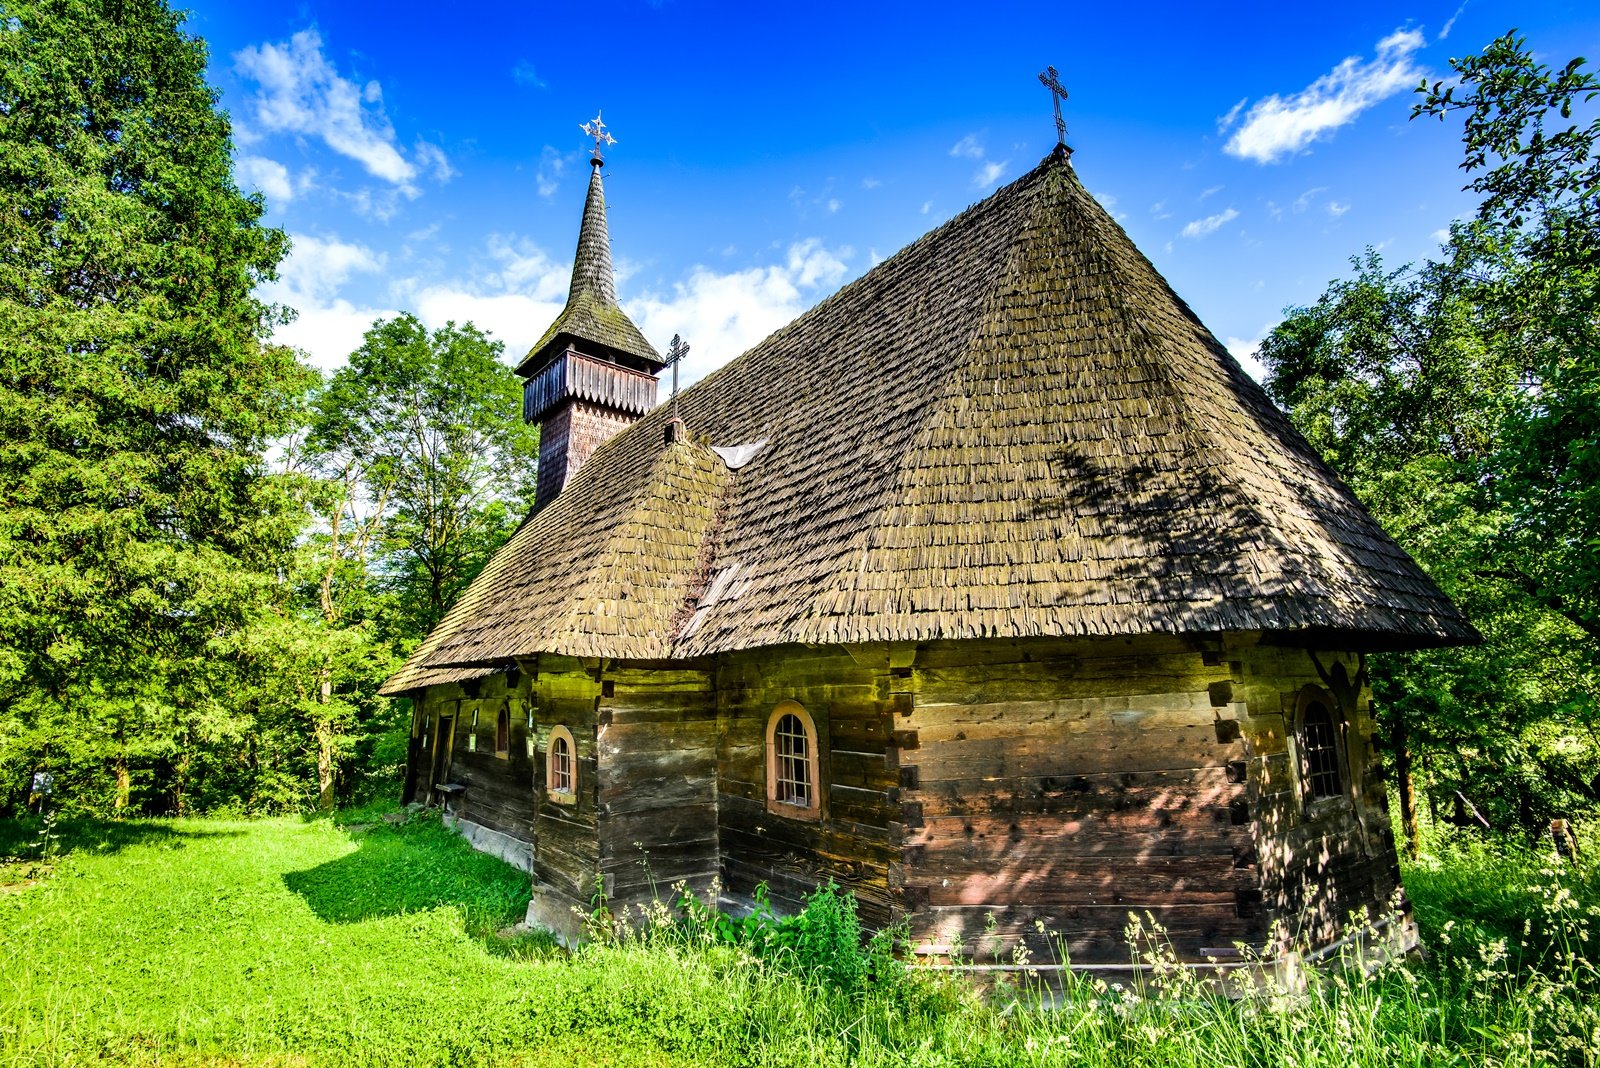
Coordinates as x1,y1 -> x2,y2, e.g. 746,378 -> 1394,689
517,114 -> 665,511
568,156 -> 619,308
514,114 -> 659,379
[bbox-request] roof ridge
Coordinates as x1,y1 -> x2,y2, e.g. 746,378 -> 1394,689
535,438 -> 732,658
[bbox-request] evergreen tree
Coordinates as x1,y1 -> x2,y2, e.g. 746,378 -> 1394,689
0,0 -> 316,813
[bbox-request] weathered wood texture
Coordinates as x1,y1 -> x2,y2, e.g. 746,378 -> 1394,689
408,671 -> 537,844
597,666 -> 720,910
402,634 -> 1406,970
896,635 -> 1264,964
526,656 -> 603,911
714,646 -> 902,927
1231,645 -> 1405,952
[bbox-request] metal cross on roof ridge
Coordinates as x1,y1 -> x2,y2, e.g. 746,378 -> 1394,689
1038,65 -> 1068,147
664,333 -> 690,420
580,111 -> 618,162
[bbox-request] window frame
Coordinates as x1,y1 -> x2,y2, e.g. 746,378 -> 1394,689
546,725 -> 578,805
1292,685 -> 1349,811
765,701 -> 822,821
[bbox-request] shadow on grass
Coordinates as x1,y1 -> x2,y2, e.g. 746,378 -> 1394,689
0,816 -> 244,861
282,814 -> 531,937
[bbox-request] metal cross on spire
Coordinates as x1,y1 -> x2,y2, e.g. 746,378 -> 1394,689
1037,66 -> 1068,147
664,334 -> 690,420
580,112 -> 618,163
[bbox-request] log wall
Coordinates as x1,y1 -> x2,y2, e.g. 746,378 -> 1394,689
596,664 -> 720,913
400,634 -> 1406,968
407,671 -> 537,847
897,635 -> 1262,966
713,646 -> 903,928
1230,645 -> 1405,953
524,655 -> 604,935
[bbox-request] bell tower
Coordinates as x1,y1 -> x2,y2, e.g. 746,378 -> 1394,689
516,114 -> 662,511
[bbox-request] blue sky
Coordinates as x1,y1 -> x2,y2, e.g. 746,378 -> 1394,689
185,0 -> 1600,385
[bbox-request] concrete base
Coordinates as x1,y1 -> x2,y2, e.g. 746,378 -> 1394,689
525,881 -> 588,947
442,813 -> 534,875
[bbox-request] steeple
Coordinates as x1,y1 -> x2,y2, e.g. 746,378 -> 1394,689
519,115 -> 664,511
515,120 -> 660,379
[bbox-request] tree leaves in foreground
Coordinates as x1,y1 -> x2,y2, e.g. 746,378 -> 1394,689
1262,32 -> 1600,839
0,0 -> 322,813
307,315 -> 539,640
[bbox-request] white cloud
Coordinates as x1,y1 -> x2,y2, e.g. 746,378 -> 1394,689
974,160 -> 1008,188
1199,184 -> 1224,200
827,198 -> 841,213
236,155 -> 294,204
950,134 -> 985,160
260,233 -> 389,369
1294,186 -> 1328,213
234,29 -> 447,195
1217,97 -> 1248,134
1225,333 -> 1273,383
920,201 -> 932,215
512,60 -> 546,88
1181,207 -> 1239,238
861,176 -> 882,190
1439,2 -> 1466,39
275,298 -> 394,371
633,239 -> 852,385
535,145 -> 569,198
1327,200 -> 1351,218
275,233 -> 384,303
1224,29 -> 1427,163
1150,200 -> 1172,221
414,140 -> 456,183
262,226 -> 858,385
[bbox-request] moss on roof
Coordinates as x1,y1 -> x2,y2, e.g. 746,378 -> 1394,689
515,162 -> 658,376
383,148 -> 1474,694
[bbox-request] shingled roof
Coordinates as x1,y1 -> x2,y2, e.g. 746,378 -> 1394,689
515,161 -> 659,376
382,147 -> 1474,694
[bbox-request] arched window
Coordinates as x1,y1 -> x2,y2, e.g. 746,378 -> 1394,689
1295,687 -> 1346,802
546,725 -> 577,804
765,701 -> 821,820
495,705 -> 510,757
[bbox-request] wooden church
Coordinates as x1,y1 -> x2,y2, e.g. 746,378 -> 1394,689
381,113 -> 1475,973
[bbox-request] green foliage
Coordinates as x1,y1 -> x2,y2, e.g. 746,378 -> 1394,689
307,314 -> 539,638
674,880 -> 901,994
0,0 -> 323,816
1260,33 -> 1600,833
2,812 -> 1598,1067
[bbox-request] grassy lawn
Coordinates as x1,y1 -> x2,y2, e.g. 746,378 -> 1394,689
1,808 -> 1596,1067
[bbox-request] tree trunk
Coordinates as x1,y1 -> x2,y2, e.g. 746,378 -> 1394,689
114,753 -> 130,815
1391,713 -> 1419,859
316,666 -> 336,812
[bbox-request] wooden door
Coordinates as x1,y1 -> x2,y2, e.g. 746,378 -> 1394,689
430,715 -> 455,804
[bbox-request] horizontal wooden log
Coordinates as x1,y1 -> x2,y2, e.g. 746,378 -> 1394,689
913,781 -> 1239,819
914,728 -> 1239,779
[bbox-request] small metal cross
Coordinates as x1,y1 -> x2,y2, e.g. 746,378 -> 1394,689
1037,66 -> 1068,146
580,112 -> 618,162
664,333 -> 690,420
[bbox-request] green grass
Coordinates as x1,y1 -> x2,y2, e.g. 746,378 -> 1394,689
2,808 -> 1597,1067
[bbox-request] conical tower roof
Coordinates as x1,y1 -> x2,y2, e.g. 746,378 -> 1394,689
516,160 -> 659,376
384,147 -> 1474,693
